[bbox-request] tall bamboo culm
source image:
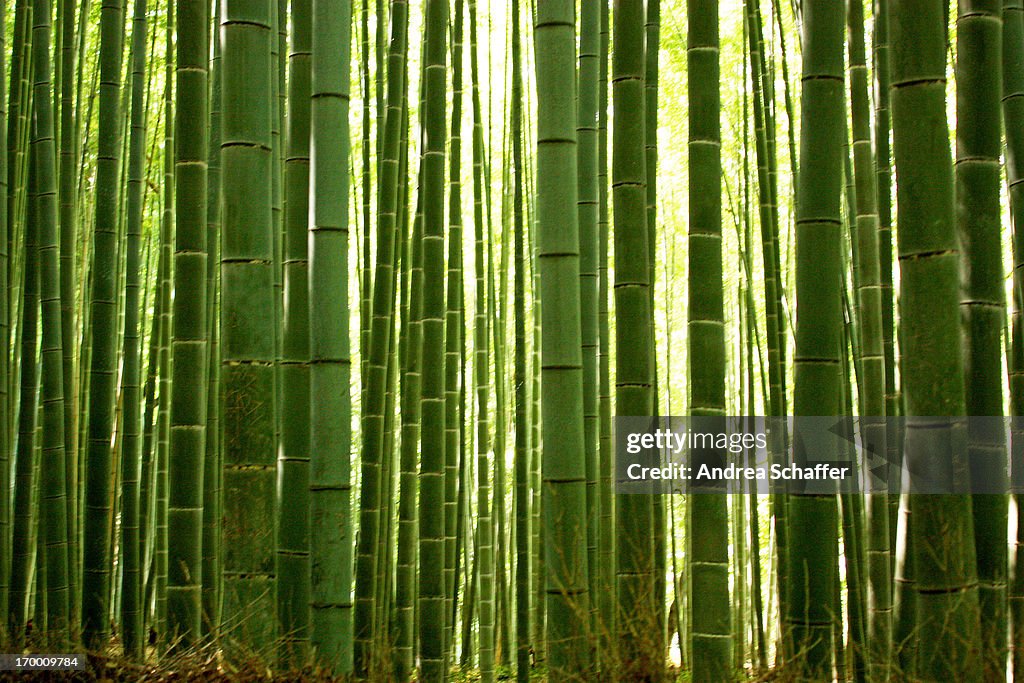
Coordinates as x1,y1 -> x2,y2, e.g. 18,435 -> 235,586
534,0 -> 591,678
612,0 -> 657,677
1003,2 -> 1024,677
846,0 -> 890,676
890,0 -> 983,678
955,1 -> 1007,678
118,0 -> 151,654
167,0 -> 210,645
82,0 -> 125,647
278,0 -> 313,660
33,0 -> 71,636
787,0 -> 843,677
417,0 -> 449,678
0,0 -> 8,627
220,0 -> 278,653
686,0 -> 732,678
308,0 -> 354,671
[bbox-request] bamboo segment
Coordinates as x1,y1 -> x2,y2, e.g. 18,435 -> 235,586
686,0 -> 732,679
118,0 -> 150,654
955,2 -> 1008,678
82,0 -> 125,647
220,0 -> 278,654
168,0 -> 210,645
535,0 -> 591,678
512,0 -> 529,679
9,121 -> 39,637
847,0 -> 891,676
468,1 -> 494,680
278,0 -> 313,661
787,0 -> 844,677
596,1 -> 615,671
442,0 -> 465,665
418,0 -> 449,678
577,0 -> 600,646
612,0 -> 657,677
891,0 -> 983,678
0,0 -> 8,624
308,0 -> 354,670
1002,3 -> 1024,677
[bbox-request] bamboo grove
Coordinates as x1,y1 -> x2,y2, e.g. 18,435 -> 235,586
0,0 -> 1022,680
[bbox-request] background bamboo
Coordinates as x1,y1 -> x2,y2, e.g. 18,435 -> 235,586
0,3 -> 1019,682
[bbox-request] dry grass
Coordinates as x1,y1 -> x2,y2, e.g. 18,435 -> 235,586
0,631 -> 355,683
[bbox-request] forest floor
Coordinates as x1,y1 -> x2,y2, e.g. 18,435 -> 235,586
0,637 -> 787,682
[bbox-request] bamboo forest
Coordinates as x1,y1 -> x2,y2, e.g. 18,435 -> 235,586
2,0 -> 1024,679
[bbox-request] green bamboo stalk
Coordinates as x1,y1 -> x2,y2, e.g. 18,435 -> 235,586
529,208 -> 544,666
686,0 -> 732,677
392,98 -> 413,674
81,0 -> 125,646
201,11 -> 223,640
443,0 -> 465,666
744,305 -> 767,673
644,4 -> 666,659
372,289 -> 399,672
29,0 -> 71,636
786,0 -> 844,676
393,16 -> 419,672
596,0 -> 614,670
35,454 -> 47,634
577,0 -> 600,653
737,44 -> 768,672
270,0 -> 284,456
117,0 -> 149,653
397,208 -> 423,678
308,0 -> 354,668
612,0 -> 656,677
154,20 -> 174,634
771,0 -> 799,206
452,257 -> 470,674
1002,3 -> 1024,677
535,0 -> 591,677
872,0 -> 896,400
6,0 -> 30,268
277,0 -> 313,661
837,326 -> 867,683
358,0 -> 370,396
448,369 -> 465,673
220,0 -> 278,652
459,523 -> 478,668
373,0 -> 384,156
0,0 -> 9,624
167,0 -> 210,645
846,0 -> 891,675
891,0 -> 983,677
742,2 -> 790,637
57,0 -> 79,619
491,184 -> 511,669
140,188 -> 163,640
731,461 -> 746,671
955,2 -> 1008,678
9,141 -> 39,636
873,0 -> 901,561
393,101 -> 415,670
417,0 -> 448,677
744,0 -> 786,423
469,0 -> 493,677
511,0 -> 529,677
